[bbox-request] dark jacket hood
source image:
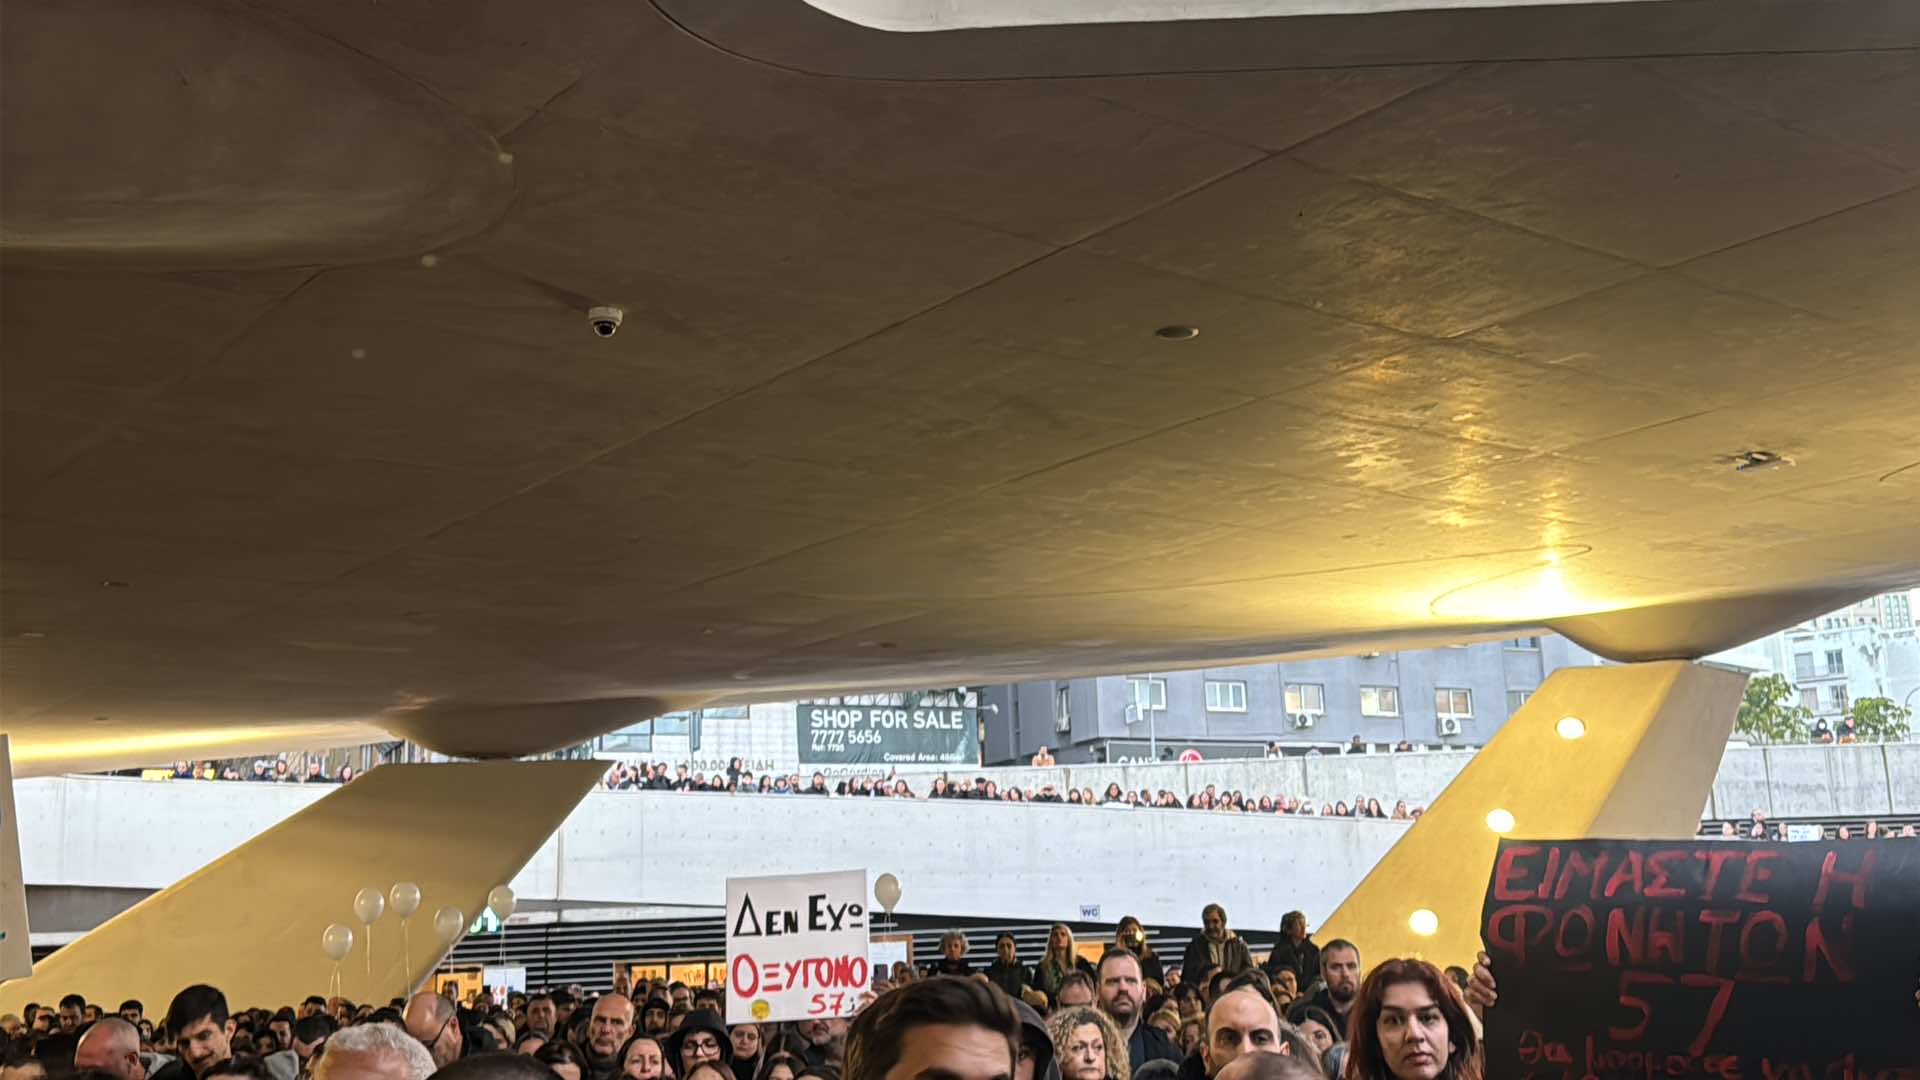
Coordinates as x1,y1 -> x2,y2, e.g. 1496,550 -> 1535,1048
1012,1000 -> 1059,1080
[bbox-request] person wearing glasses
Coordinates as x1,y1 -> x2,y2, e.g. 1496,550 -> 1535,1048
401,992 -> 464,1071
665,1011 -> 734,1079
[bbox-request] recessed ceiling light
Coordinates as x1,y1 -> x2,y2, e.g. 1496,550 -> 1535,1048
1556,716 -> 1587,740
1486,808 -> 1516,834
101,579 -> 129,589
1408,909 -> 1439,936
1154,325 -> 1199,341
1727,449 -> 1790,472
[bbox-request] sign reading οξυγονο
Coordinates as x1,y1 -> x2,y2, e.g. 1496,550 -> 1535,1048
726,870 -> 871,1024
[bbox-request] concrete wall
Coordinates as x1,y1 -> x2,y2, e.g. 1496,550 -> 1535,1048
13,777 -> 1402,933
524,792 -> 1403,929
915,745 -> 1920,819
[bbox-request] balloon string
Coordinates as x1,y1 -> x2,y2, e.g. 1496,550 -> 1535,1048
402,920 -> 411,998
367,926 -> 375,1000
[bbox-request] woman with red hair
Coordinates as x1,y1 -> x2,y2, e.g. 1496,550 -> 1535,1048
1342,958 -> 1482,1080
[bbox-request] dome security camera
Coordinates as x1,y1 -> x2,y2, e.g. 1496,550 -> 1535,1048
588,305 -> 624,338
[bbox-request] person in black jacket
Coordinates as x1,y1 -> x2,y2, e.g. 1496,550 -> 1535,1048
931,931 -> 973,977
1095,949 -> 1183,1074
1259,912 -> 1319,991
1178,906 -> 1253,986
984,934 -> 1032,1000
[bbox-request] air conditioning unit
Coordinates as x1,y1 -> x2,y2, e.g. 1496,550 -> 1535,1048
1291,713 -> 1316,729
1438,717 -> 1463,737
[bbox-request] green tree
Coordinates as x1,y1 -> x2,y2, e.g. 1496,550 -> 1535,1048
1733,673 -> 1812,744
1844,696 -> 1913,742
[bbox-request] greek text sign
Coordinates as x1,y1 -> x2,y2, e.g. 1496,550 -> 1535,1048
726,870 -> 871,1023
1479,838 -> 1920,1077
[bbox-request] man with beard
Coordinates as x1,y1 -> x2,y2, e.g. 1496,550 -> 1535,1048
1304,939 -> 1361,1032
583,995 -> 636,1080
638,996 -> 671,1037
1096,950 -> 1180,1072
1179,906 -> 1252,984
150,986 -> 235,1080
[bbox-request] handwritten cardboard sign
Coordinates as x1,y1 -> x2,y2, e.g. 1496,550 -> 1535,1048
1480,838 -> 1919,1078
725,870 -> 871,1024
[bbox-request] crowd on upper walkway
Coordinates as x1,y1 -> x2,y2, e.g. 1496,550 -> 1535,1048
595,762 -> 1428,821
158,759 -> 356,785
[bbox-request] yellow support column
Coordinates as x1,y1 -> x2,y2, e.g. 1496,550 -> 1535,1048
0,759 -> 606,1011
1318,661 -> 1747,967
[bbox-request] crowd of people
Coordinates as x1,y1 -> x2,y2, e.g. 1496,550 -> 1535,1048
1703,810 -> 1920,840
160,759 -> 356,785
6,903 -> 1917,1080
596,763 -> 1427,821
0,907 -> 1498,1080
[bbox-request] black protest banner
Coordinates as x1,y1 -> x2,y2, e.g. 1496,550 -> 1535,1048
1480,837 -> 1920,1079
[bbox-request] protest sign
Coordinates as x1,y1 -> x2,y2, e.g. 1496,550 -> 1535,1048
726,870 -> 871,1023
1480,838 -> 1919,1078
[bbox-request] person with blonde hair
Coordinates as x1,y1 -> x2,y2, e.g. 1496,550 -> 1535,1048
1034,925 -> 1095,1004
1046,1008 -> 1127,1080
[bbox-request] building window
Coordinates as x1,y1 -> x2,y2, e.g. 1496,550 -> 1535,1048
1825,649 -> 1845,675
1055,685 -> 1071,733
1799,687 -> 1820,712
598,722 -> 653,753
1284,683 -> 1325,715
1205,680 -> 1248,712
1506,690 -> 1532,712
1505,636 -> 1541,649
1793,652 -> 1814,679
1360,686 -> 1400,717
1436,689 -> 1473,719
1127,677 -> 1167,712
1830,685 -> 1850,713
701,705 -> 750,720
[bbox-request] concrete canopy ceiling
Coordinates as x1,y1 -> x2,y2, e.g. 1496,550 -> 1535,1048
2,0 -> 1917,772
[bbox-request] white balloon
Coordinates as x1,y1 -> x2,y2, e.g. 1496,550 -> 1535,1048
390,882 -> 422,919
353,887 -> 386,925
486,885 -> 516,922
874,873 -> 902,914
321,923 -> 354,962
433,906 -> 466,942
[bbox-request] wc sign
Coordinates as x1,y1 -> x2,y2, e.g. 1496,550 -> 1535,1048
725,869 -> 872,1024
